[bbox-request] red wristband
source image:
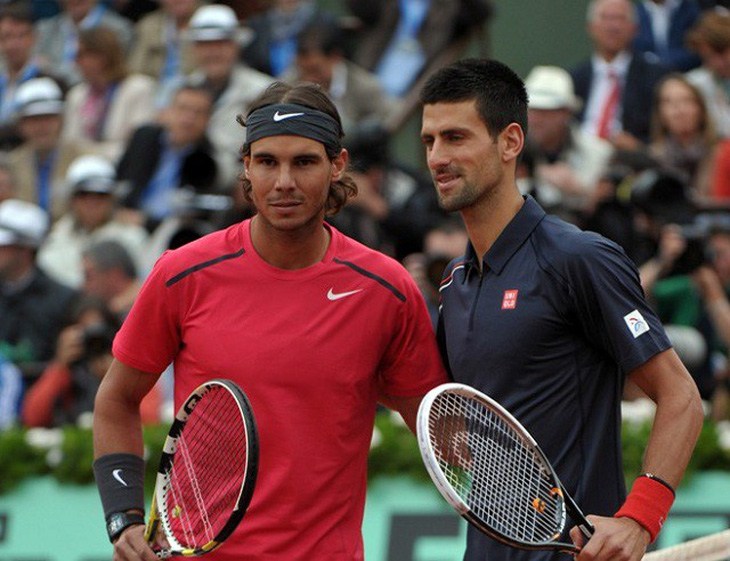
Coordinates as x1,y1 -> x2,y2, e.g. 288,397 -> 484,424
614,474 -> 675,543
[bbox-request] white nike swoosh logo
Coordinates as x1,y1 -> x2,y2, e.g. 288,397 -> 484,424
273,111 -> 305,122
112,469 -> 128,487
327,288 -> 363,301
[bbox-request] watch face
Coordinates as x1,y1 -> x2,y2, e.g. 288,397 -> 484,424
108,513 -> 125,535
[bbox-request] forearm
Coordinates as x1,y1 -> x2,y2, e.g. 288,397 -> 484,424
640,387 -> 703,488
705,297 -> 730,349
22,363 -> 72,427
93,360 -> 159,458
93,376 -> 146,457
631,351 -> 704,488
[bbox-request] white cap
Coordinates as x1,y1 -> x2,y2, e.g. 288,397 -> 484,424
187,4 -> 253,44
525,66 -> 581,111
67,155 -> 117,195
0,199 -> 49,247
14,77 -> 64,118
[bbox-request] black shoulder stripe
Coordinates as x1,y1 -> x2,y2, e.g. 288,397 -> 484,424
334,257 -> 406,302
166,249 -> 246,287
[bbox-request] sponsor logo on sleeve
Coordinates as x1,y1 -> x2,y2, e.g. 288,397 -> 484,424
624,310 -> 650,338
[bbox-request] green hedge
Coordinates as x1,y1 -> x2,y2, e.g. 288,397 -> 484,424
1,413 -> 728,497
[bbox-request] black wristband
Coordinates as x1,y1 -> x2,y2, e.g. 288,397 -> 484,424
639,472 -> 676,497
93,453 -> 145,519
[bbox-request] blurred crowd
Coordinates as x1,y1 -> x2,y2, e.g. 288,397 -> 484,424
1,0 -> 730,431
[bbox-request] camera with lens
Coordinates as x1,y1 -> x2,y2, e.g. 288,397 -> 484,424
80,323 -> 116,361
630,169 -> 709,276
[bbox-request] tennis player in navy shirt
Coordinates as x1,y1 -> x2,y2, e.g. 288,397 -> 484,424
419,58 -> 704,561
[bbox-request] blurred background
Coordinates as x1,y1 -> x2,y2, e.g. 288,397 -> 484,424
0,0 -> 729,559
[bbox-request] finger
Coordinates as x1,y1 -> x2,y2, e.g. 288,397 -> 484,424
570,525 -> 586,549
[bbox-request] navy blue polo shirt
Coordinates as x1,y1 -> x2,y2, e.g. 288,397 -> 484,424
438,197 -> 671,561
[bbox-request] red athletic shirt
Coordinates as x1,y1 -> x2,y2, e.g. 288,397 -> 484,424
113,219 -> 448,560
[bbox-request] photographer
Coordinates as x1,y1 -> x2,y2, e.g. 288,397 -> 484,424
21,297 -> 160,427
632,170 -> 716,399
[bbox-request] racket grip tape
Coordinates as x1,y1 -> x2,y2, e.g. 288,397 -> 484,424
614,474 -> 675,543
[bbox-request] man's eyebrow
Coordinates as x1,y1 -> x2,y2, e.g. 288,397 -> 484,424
421,127 -> 471,139
250,151 -> 324,159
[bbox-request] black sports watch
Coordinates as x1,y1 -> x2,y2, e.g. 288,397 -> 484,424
106,512 -> 145,543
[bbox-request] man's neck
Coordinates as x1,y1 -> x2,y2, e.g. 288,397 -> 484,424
460,186 -> 525,268
250,215 -> 330,270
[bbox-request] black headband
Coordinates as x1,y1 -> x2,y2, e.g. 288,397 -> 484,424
245,103 -> 342,154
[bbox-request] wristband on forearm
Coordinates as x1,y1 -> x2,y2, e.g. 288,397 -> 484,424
93,453 -> 145,519
614,473 -> 676,543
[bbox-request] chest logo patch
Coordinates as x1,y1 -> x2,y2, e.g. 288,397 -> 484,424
502,289 -> 519,310
327,288 -> 363,301
624,309 -> 650,338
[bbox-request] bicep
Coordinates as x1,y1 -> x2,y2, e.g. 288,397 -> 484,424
628,348 -> 697,404
380,394 -> 424,434
95,359 -> 161,412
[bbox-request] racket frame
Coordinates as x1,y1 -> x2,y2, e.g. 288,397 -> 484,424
145,379 -> 259,558
417,382 -> 594,554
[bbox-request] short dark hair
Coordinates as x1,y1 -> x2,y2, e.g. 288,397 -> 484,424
0,3 -> 33,26
297,19 -> 344,57
83,240 -> 136,279
237,82 -> 356,216
420,58 -> 529,139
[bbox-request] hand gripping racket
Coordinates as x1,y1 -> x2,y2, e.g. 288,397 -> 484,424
417,382 -> 594,554
144,379 -> 259,558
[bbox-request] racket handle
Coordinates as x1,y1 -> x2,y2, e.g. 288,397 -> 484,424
579,520 -> 595,539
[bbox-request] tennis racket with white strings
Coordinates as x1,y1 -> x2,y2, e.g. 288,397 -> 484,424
144,378 -> 259,558
417,382 -> 594,554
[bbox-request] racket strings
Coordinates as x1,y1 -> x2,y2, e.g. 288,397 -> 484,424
165,386 -> 249,548
429,393 -> 563,544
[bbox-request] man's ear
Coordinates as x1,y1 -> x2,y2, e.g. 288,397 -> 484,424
331,148 -> 349,181
499,123 -> 525,164
243,156 -> 250,179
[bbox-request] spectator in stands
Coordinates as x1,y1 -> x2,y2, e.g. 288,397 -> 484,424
649,73 -> 717,197
35,0 -> 133,85
711,139 -> 730,199
0,4 -> 65,151
0,351 -> 23,429
62,26 -> 156,161
116,82 -> 219,227
22,295 -> 161,427
572,0 -> 669,149
128,0 -> 200,86
284,19 -> 397,135
347,0 -> 493,97
0,157 -> 17,203
168,4 -> 272,186
9,77 -> 85,219
38,155 -> 148,289
686,9 -> 730,138
81,239 -> 140,321
242,0 -> 336,78
524,65 -> 614,219
329,123 -> 443,260
0,199 -> 78,379
403,216 -> 468,327
634,0 -> 702,71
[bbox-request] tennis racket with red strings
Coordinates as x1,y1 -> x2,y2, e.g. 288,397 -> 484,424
144,379 -> 259,558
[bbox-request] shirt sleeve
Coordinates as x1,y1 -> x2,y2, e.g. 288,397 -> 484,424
113,252 -> 182,374
377,273 -> 449,397
565,234 -> 672,374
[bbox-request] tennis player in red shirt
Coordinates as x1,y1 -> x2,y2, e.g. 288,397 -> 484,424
92,81 -> 449,560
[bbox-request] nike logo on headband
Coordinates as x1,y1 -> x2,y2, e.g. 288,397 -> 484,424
273,111 -> 305,122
